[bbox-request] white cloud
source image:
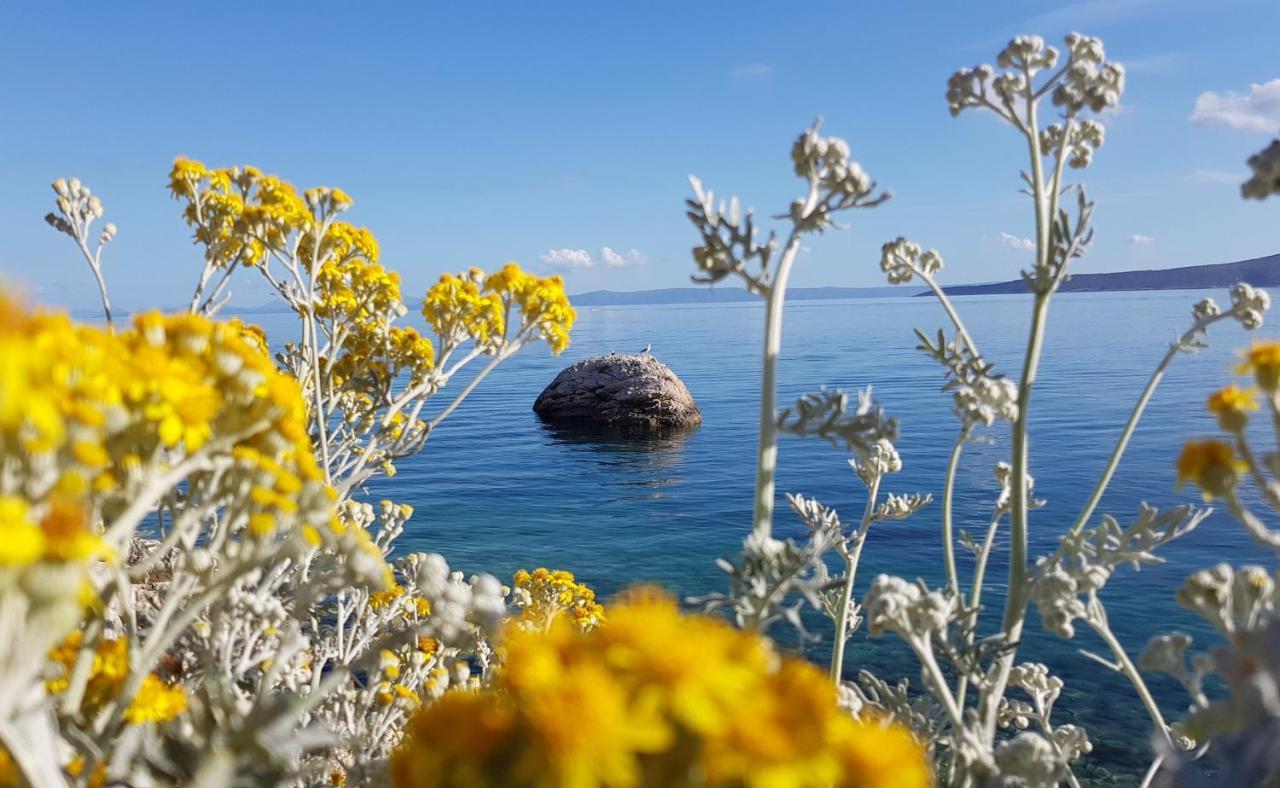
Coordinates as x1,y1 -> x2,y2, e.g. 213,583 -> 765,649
732,64 -> 773,78
600,247 -> 649,268
538,248 -> 595,270
999,232 -> 1036,253
1190,78 -> 1280,133
539,246 -> 650,272
1128,233 -> 1154,244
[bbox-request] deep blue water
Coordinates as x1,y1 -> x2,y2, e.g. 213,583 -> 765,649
259,289 -> 1274,783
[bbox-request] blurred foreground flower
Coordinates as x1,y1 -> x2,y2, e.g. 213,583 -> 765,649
391,588 -> 929,788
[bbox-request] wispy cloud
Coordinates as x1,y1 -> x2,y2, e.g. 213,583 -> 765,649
732,64 -> 773,78
1189,168 -> 1244,184
1024,0 -> 1157,32
1122,52 -> 1182,75
999,232 -> 1036,253
538,248 -> 595,271
1190,78 -> 1280,133
600,247 -> 649,268
947,0 -> 1158,62
1128,233 -> 1154,244
539,246 -> 650,272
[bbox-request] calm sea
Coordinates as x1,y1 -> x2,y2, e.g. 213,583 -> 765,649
254,289 -> 1272,783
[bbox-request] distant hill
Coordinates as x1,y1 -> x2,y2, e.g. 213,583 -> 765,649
934,253 -> 1280,297
209,253 -> 1280,313
569,285 -> 923,306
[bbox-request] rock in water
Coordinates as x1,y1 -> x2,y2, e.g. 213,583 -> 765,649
533,354 -> 701,429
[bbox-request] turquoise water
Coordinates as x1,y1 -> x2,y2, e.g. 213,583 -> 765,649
257,289 -> 1272,782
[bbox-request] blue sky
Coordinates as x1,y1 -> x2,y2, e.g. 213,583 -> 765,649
1,1 -> 1277,312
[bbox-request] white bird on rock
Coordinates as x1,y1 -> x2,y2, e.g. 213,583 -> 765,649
639,344 -> 652,355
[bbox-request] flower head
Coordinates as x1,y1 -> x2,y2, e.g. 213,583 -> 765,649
391,588 -> 928,787
1176,439 -> 1244,501
1243,138 -> 1280,200
1207,384 -> 1259,432
1237,341 -> 1280,391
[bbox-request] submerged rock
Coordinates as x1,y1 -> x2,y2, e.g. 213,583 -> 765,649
533,353 -> 701,429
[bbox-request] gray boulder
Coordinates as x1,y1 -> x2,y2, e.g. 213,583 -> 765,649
533,353 -> 701,429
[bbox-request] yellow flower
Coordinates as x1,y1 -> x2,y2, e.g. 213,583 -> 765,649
48,632 -> 129,716
513,567 -> 605,632
391,588 -> 926,788
0,748 -> 14,786
514,659 -> 670,787
123,674 -> 188,724
1208,384 -> 1259,432
391,691 -> 518,788
0,496 -> 44,566
834,718 -> 933,788
40,498 -> 106,562
1176,439 -> 1245,501
1237,341 -> 1280,391
422,263 -> 576,355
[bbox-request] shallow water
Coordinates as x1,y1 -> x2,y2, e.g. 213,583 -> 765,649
253,288 -> 1272,782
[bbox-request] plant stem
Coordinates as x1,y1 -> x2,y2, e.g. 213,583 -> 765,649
830,475 -> 880,684
983,90 -> 1052,739
752,234 -> 803,539
429,349 -> 507,429
942,426 -> 971,598
955,509 -> 1003,709
1067,315 -> 1229,539
1089,599 -> 1173,748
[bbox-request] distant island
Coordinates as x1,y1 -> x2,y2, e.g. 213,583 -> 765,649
932,252 -> 1280,297
199,252 -> 1279,316
568,285 -> 922,306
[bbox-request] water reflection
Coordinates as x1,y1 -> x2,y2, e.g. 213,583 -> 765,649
536,421 -> 697,496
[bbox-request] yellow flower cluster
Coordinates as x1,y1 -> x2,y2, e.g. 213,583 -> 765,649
513,567 -> 605,632
0,496 -> 104,568
1176,439 -> 1245,502
47,631 -> 187,725
424,263 -> 576,354
315,251 -> 403,329
423,268 -> 506,348
1238,340 -> 1280,392
300,219 -> 379,273
169,159 -> 312,268
1207,383 -> 1258,433
391,589 -> 929,788
124,674 -> 189,725
369,582 -> 432,620
0,294 -> 387,581
1178,342 -> 1280,500
317,246 -> 438,398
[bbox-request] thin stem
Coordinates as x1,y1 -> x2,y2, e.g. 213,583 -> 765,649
1066,314 -> 1230,539
830,475 -> 881,684
941,426 -> 972,598
75,237 -> 113,330
955,509 -> 1003,709
1226,493 -> 1280,549
983,84 -> 1055,739
1139,755 -> 1166,788
0,717 -> 63,788
917,270 -> 980,358
104,453 -> 218,545
915,635 -> 966,732
429,348 -> 508,430
753,231 -> 805,539
1088,598 -> 1173,748
1234,433 -> 1280,511
88,261 -> 114,330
